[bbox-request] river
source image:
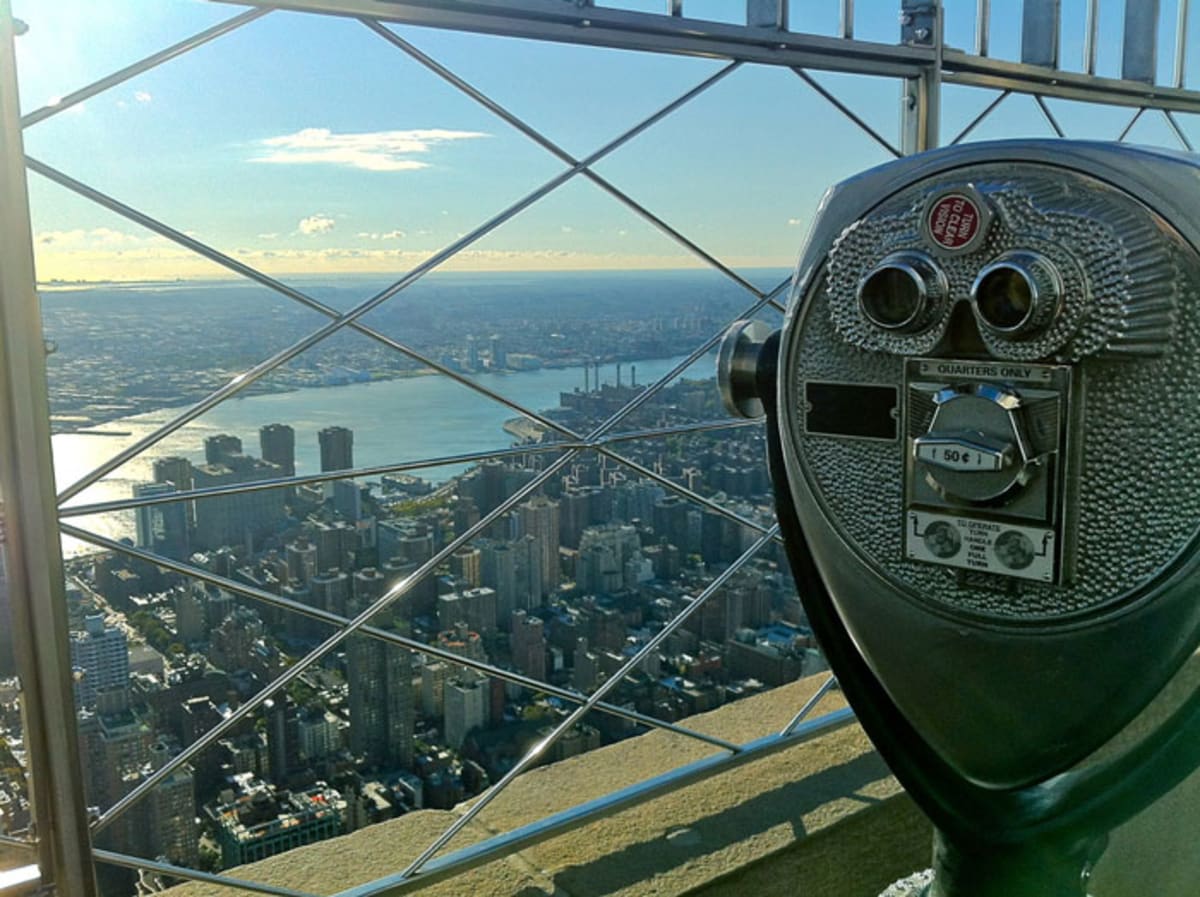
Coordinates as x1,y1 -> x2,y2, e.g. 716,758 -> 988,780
53,353 -> 714,556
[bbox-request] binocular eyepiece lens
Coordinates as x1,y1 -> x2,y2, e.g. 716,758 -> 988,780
858,253 -> 943,332
974,265 -> 1035,330
971,251 -> 1062,336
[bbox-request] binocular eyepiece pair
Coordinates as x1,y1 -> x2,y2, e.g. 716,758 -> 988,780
718,140 -> 1200,897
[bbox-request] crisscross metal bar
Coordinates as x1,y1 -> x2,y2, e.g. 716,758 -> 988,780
62,523 -> 743,755
781,674 -> 838,735
1034,95 -> 1066,137
1118,107 -> 1146,140
27,157 -> 583,447
58,444 -> 567,518
51,60 -> 741,505
590,278 -> 788,440
792,68 -> 903,157
89,448 -> 579,834
363,21 -> 780,308
92,849 -> 318,897
334,706 -> 857,897
397,522 -> 782,879
949,89 -> 1010,144
85,263 -> 783,832
1165,109 -> 1195,150
598,446 -> 776,539
19,8 -> 271,128
57,417 -> 761,520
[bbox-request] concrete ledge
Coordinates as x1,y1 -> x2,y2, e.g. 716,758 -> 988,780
165,675 -> 930,897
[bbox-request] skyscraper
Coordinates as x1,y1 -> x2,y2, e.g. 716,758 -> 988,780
70,614 -> 129,708
152,455 -> 193,491
517,496 -> 561,594
510,610 -> 547,682
346,596 -> 414,770
347,638 -> 414,770
443,675 -> 489,748
204,433 -> 243,465
192,459 -> 286,551
259,423 -> 296,477
318,426 -> 354,472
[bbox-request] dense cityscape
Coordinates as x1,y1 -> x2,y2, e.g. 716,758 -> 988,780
0,273 -> 818,896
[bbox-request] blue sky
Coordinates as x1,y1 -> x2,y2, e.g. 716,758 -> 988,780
12,0 -> 1200,281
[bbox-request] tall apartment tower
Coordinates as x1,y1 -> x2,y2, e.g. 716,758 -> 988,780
152,455 -> 193,491
69,614 -> 129,708
510,610 -> 547,682
346,596 -> 414,770
260,423 -> 296,477
443,675 -> 489,748
517,496 -> 561,593
318,426 -> 354,472
146,741 -> 200,867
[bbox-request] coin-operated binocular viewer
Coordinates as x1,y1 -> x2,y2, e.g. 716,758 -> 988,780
718,140 -> 1200,897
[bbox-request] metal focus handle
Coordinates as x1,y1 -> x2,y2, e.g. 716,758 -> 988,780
716,319 -> 775,419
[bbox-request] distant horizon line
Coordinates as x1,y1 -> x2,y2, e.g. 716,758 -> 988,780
36,264 -> 794,289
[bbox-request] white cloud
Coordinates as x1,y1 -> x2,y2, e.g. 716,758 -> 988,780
355,229 -> 407,241
298,214 -> 336,236
257,232 -> 279,240
787,217 -> 803,226
36,227 -> 147,247
253,127 -> 489,172
134,90 -> 152,104
560,226 -> 574,234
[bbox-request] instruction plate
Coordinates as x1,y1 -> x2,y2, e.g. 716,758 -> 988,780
906,510 -> 1056,583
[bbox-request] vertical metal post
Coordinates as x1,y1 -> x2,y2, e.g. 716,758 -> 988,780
0,5 -> 99,896
840,0 -> 854,39
975,0 -> 991,56
1123,0 -> 1161,83
901,0 -> 941,154
1084,0 -> 1100,74
1175,0 -> 1191,87
746,0 -> 787,30
1022,0 -> 1061,68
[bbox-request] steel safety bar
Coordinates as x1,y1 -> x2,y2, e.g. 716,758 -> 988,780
49,60 -> 742,505
397,523 -> 781,879
337,702 -> 854,897
83,262 -> 785,832
89,447 -> 581,835
16,0 -> 1200,893
56,417 -> 762,519
60,523 -> 744,756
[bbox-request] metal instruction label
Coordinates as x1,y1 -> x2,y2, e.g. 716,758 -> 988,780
914,359 -> 1056,384
906,510 -> 1056,583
